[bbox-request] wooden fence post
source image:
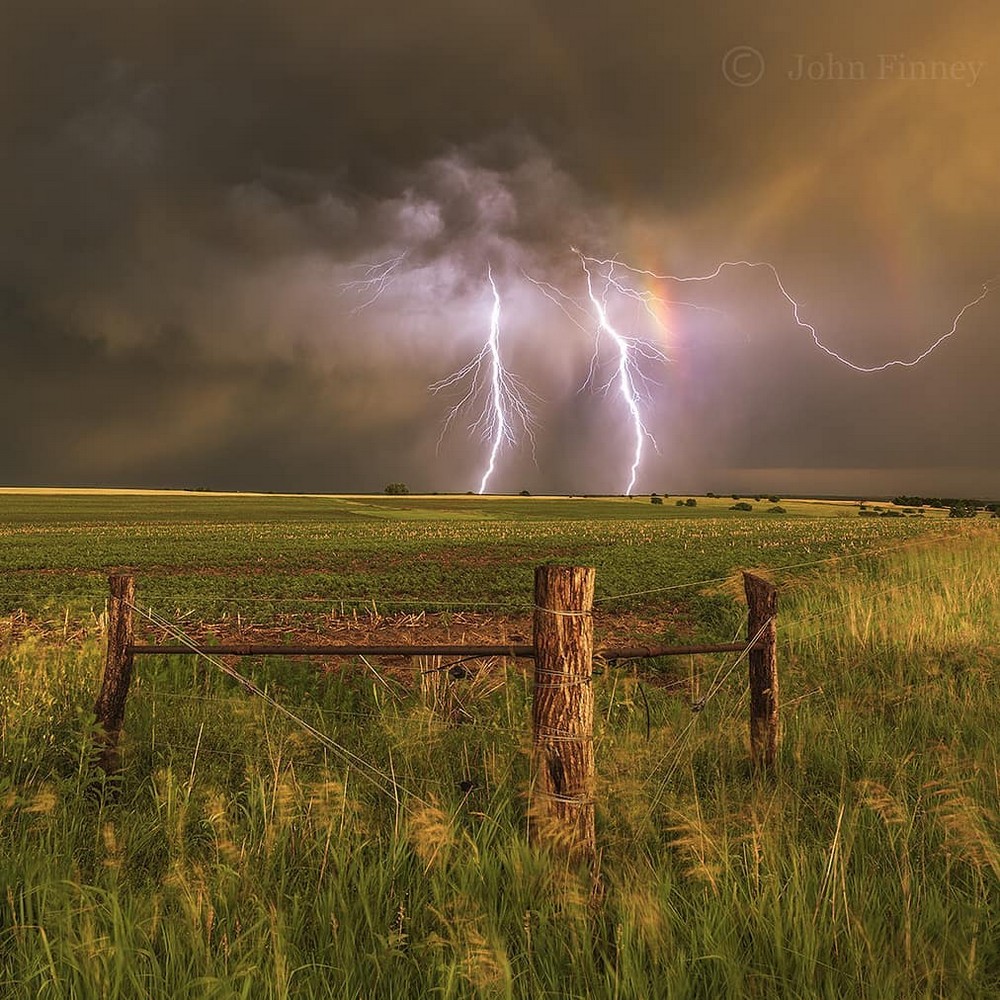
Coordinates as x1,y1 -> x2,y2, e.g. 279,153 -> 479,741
530,565 -> 596,863
743,572 -> 778,770
93,574 -> 135,773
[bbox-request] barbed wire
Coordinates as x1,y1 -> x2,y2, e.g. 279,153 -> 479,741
126,601 -> 427,807
639,618 -> 772,824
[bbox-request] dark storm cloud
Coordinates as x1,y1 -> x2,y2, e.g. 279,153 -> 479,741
1,1 -> 998,494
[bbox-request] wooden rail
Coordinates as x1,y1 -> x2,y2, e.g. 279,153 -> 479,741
127,641 -> 762,658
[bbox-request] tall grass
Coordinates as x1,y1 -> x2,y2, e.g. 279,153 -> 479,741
2,528 -> 999,997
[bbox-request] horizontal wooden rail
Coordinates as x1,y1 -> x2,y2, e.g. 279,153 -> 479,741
130,643 -> 535,658
128,640 -> 763,659
600,641 -> 763,659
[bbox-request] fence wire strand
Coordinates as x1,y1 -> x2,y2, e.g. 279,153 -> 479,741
126,601 -> 426,807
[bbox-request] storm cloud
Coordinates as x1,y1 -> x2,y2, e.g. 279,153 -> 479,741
2,1 -> 998,495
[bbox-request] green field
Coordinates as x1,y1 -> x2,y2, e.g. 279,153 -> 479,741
0,489 -> 962,626
2,491 -> 999,998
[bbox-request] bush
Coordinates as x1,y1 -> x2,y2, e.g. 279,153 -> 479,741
730,501 -> 753,511
384,483 -> 410,495
675,499 -> 686,506
768,495 -> 781,504
706,491 -> 718,498
650,495 -> 663,505
519,489 -> 530,496
949,502 -> 978,519
767,505 -> 786,514
685,498 -> 697,507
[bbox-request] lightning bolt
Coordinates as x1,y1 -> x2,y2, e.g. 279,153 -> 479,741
431,265 -> 534,494
523,254 -> 670,495
577,253 -> 668,495
342,242 -> 994,496
581,253 -> 996,373
531,248 -> 995,493
340,252 -> 407,313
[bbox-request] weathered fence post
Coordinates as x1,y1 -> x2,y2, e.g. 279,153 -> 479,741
530,564 -> 596,863
93,574 -> 135,773
743,572 -> 778,770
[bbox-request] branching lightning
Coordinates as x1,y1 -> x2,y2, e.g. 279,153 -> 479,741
526,248 -> 995,494
581,253 -> 997,373
340,252 -> 407,313
523,253 -> 672,494
577,253 -> 667,495
339,241 -> 994,496
431,265 -> 534,494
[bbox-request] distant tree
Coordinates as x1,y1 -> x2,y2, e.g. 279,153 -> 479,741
731,494 -> 741,500
767,505 -> 786,514
650,495 -> 663,505
384,483 -> 410,495
706,491 -> 718,498
675,499 -> 686,506
768,495 -> 781,503
519,489 -> 531,496
949,501 -> 977,519
754,495 -> 764,502
685,498 -> 697,507
730,502 -> 753,511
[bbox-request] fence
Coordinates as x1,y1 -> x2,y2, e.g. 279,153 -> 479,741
93,565 -> 778,863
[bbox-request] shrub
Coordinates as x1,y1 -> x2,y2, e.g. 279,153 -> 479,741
384,483 -> 410,495
685,498 -> 697,507
730,501 -> 753,511
519,489 -> 530,496
768,495 -> 781,503
650,495 -> 663,505
675,499 -> 685,506
767,505 -> 786,514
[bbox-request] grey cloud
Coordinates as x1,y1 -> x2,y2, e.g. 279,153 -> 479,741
1,1 -> 998,494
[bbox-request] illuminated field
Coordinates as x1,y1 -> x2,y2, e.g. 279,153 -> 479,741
0,489 -> 961,628
2,491 -> 998,998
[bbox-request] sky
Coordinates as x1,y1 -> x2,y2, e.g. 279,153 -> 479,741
2,1 -> 998,497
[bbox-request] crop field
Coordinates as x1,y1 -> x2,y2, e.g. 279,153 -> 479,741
2,490 -> 999,998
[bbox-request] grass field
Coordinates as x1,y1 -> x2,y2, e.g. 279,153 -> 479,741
2,491 -> 999,998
